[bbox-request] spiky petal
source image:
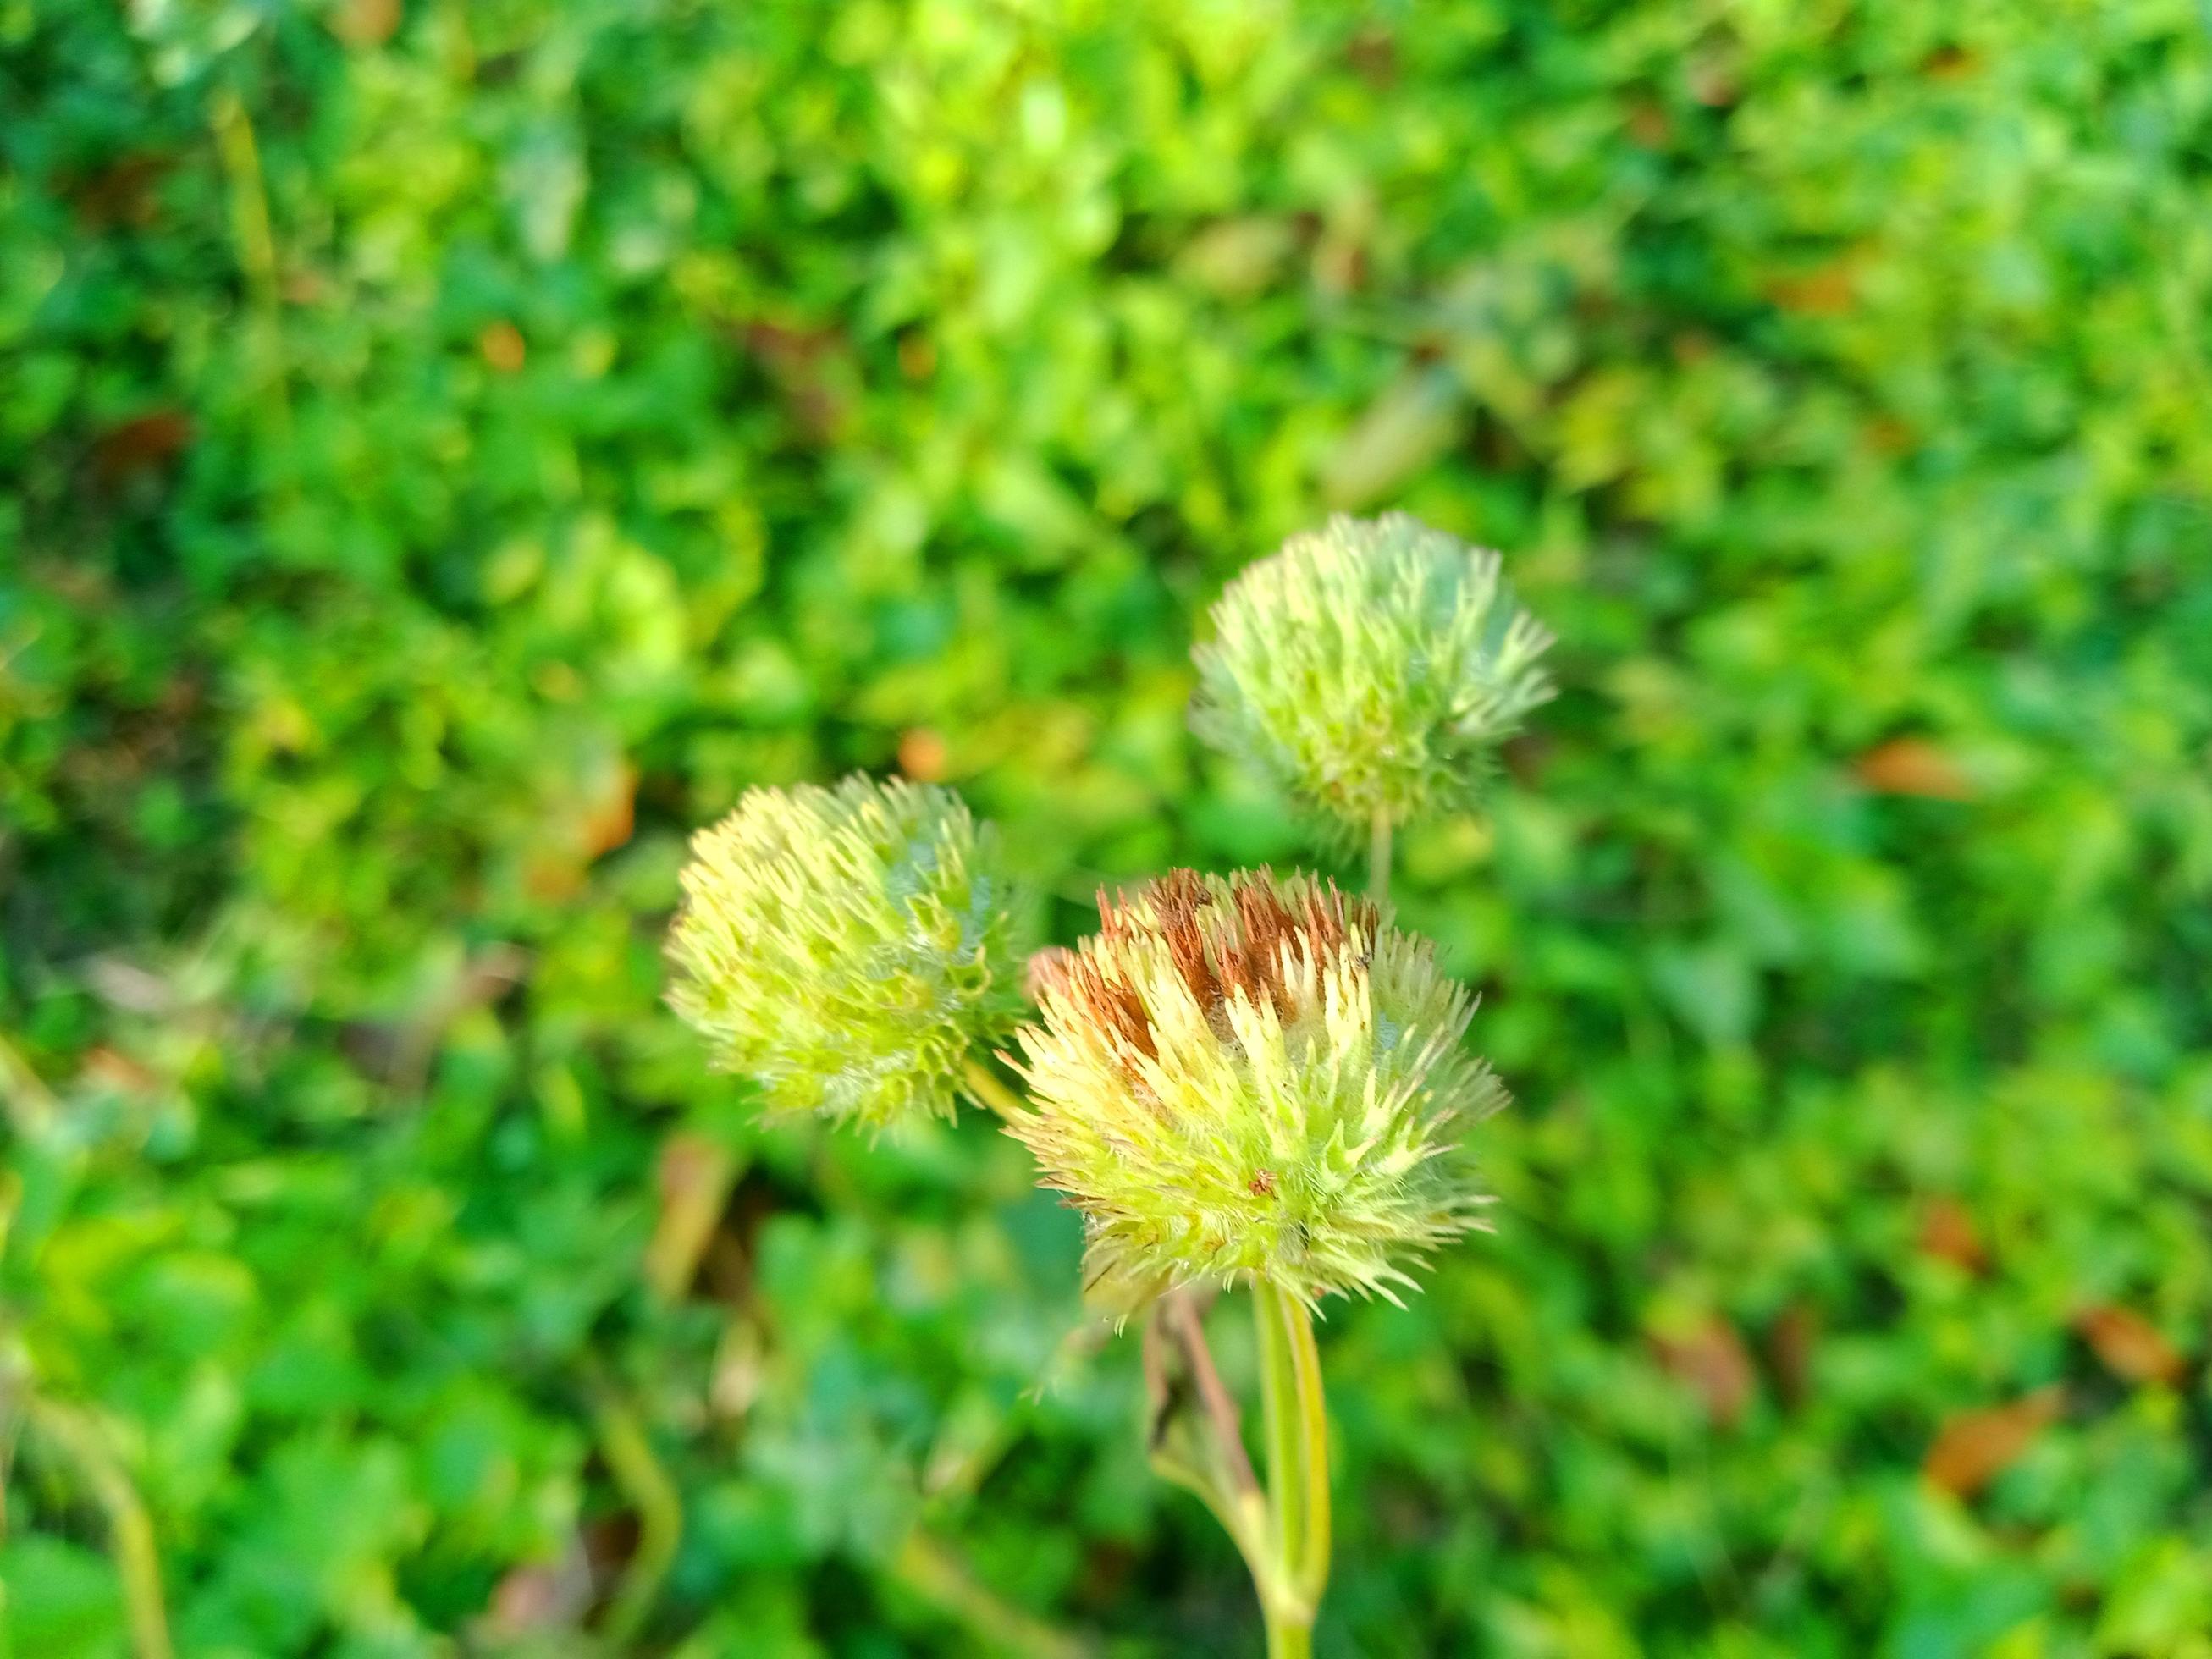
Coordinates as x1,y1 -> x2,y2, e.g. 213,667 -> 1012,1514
667,776 -> 1026,1128
1192,512 -> 1554,839
1007,868 -> 1503,1306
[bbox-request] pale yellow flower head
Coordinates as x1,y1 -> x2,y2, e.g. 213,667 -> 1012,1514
1193,513 -> 1554,840
667,775 -> 1025,1128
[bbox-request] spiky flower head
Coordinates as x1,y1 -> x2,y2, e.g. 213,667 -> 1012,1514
667,775 -> 1025,1128
1192,512 -> 1554,840
1008,868 -> 1502,1306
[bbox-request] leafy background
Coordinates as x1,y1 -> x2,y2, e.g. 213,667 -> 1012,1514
6,0 -> 2212,1654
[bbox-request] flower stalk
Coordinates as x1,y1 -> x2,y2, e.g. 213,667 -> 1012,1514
1254,1282 -> 1329,1655
1368,806 -> 1393,907
962,1055 -> 1027,1122
1143,1287 -> 1329,1652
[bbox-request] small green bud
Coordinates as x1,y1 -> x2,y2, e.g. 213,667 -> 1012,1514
1007,868 -> 1502,1306
667,775 -> 1026,1128
1192,512 -> 1553,839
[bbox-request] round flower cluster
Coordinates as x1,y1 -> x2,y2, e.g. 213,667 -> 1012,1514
667,775 -> 1025,1128
1008,868 -> 1501,1305
1192,513 -> 1554,839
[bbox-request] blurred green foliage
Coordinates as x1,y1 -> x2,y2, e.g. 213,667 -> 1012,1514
5,0 -> 2212,1654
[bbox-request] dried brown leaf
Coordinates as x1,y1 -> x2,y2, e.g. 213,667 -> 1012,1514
1857,738 -> 1972,801
2076,1305 -> 2184,1386
92,411 -> 193,488
1652,1315 -> 1757,1430
898,728 -> 947,781
644,1132 -> 736,1301
1924,1386 -> 2062,1497
332,0 -> 401,47
1918,1197 -> 1988,1273
1769,1302 -> 1819,1409
1765,262 -> 1855,317
479,321 -> 527,373
578,759 -> 638,858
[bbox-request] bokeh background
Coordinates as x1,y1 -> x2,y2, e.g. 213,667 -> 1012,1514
8,2 -> 2212,1654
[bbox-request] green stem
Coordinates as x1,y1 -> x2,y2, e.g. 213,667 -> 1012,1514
1368,807 -> 1393,905
586,1374 -> 681,1646
207,90 -> 293,460
1283,1296 -> 1331,1607
1254,1282 -> 1330,1651
891,1529 -> 1097,1659
30,1403 -> 174,1659
1254,1282 -> 1302,1585
962,1055 -> 1026,1122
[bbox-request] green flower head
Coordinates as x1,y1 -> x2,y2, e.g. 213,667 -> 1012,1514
1192,513 -> 1554,839
667,775 -> 1026,1128
1008,868 -> 1501,1306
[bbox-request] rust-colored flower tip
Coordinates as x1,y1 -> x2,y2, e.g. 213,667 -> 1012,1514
1007,868 -> 1503,1307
